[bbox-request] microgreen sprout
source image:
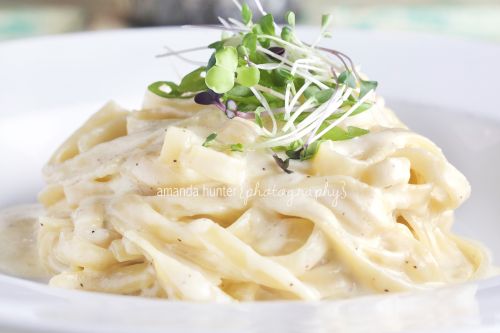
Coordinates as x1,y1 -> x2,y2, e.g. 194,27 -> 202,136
153,1 -> 379,173
231,143 -> 244,152
203,133 -> 218,147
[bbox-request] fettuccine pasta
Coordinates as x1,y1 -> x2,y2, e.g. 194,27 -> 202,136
35,89 -> 496,302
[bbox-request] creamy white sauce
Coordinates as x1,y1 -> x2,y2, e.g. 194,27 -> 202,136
0,204 -> 50,279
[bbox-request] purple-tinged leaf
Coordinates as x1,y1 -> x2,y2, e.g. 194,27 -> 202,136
268,47 -> 285,61
285,147 -> 303,160
273,154 -> 293,174
194,89 -> 226,111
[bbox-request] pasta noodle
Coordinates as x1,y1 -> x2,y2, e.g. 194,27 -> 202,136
31,90 -> 497,302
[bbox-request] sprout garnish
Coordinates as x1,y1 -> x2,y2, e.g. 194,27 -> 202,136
151,1 -> 378,173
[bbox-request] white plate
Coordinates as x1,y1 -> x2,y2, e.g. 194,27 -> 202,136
0,27 -> 499,333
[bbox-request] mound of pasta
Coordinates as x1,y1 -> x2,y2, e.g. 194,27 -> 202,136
36,89 -> 493,302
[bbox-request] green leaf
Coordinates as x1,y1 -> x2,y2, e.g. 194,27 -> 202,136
323,30 -> 332,38
178,67 -> 208,93
271,146 -> 288,152
231,143 -> 244,152
208,41 -> 224,51
322,14 -> 333,29
215,47 -> 238,72
285,11 -> 295,29
148,81 -> 192,99
254,106 -> 263,128
304,85 -> 321,100
203,133 -> 217,147
272,67 -> 294,87
338,70 -> 357,89
242,3 -> 252,25
286,148 -> 302,160
252,24 -> 271,48
258,14 -> 276,36
236,45 -> 249,57
258,69 -> 285,94
315,88 -> 334,103
248,51 -> 268,65
347,126 -> 370,137
319,124 -> 354,141
300,140 -> 324,161
207,52 -> 217,71
281,26 -> 293,43
236,66 -> 260,87
237,57 -> 248,66
223,84 -> 284,109
359,79 -> 378,99
294,77 -> 305,91
289,140 -> 301,151
205,66 -> 235,93
285,140 -> 303,160
242,33 -> 257,54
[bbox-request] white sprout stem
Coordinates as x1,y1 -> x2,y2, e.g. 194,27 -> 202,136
305,85 -> 346,146
286,79 -> 312,119
253,0 -> 266,15
257,49 -> 329,89
311,25 -> 329,49
257,35 -> 325,59
297,86 -> 349,131
228,17 -> 251,30
254,63 -> 280,70
156,46 -> 207,58
251,87 -> 277,135
253,50 -> 287,70
311,89 -> 374,142
284,59 -> 314,119
296,64 -> 330,73
282,98 -> 317,132
290,59 -> 316,75
245,88 -> 356,150
246,120 -> 318,149
268,105 -> 317,115
284,83 -> 291,117
231,0 -> 242,10
218,17 -> 232,30
163,46 -> 207,66
253,84 -> 287,101
295,102 -> 329,130
294,87 -> 352,131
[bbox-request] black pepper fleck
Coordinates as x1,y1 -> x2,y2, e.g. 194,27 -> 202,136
136,163 -> 138,166
40,223 -> 44,226
414,266 -> 417,269
92,230 -> 94,233
178,239 -> 181,242
80,284 -> 83,287
384,289 -> 388,292
173,160 -> 177,162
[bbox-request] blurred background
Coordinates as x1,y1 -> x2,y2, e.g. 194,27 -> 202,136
0,0 -> 499,43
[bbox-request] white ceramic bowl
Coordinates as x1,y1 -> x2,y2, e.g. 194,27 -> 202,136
0,27 -> 499,333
